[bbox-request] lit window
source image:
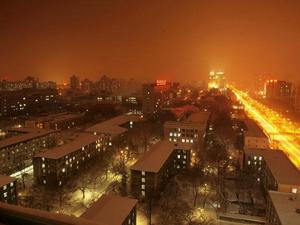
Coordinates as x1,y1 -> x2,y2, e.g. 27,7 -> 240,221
259,156 -> 262,161
177,155 -> 181,159
248,161 -> 251,165
4,192 -> 7,198
10,183 -> 14,187
292,188 -> 298,194
169,132 -> 173,137
62,168 -> 66,173
142,190 -> 145,196
254,156 -> 257,160
141,184 -> 145,190
182,139 -> 185,143
43,180 -> 46,184
142,171 -> 145,176
142,178 -> 145,183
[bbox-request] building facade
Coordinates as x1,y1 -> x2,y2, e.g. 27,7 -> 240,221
25,112 -> 84,130
243,119 -> 269,150
0,88 -> 58,117
0,128 -> 58,175
164,112 -> 210,149
33,134 -> 102,187
244,148 -> 300,194
0,175 -> 17,205
264,80 -> 292,100
130,141 -> 192,199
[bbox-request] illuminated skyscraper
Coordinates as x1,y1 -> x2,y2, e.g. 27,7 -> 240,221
208,71 -> 226,91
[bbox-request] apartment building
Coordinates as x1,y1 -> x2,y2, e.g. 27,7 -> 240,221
244,148 -> 300,194
33,134 -> 101,187
80,194 -> 138,225
130,140 -> 192,199
164,111 -> 210,148
0,128 -> 58,175
243,119 -> 269,149
266,191 -> 300,225
25,112 -> 84,130
0,175 -> 17,204
85,114 -> 142,150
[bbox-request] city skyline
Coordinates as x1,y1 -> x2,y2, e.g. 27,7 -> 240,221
1,0 -> 300,86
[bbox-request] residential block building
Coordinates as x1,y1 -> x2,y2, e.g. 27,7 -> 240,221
0,128 -> 57,175
243,119 -> 269,150
164,111 -> 210,148
85,114 -> 142,150
244,148 -> 300,194
0,175 -> 17,204
25,112 -> 84,130
130,140 -> 192,199
33,134 -> 102,187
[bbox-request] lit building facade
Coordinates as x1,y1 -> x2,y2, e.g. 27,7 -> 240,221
264,80 -> 292,100
208,71 -> 226,91
164,112 -> 210,149
130,141 -> 192,199
25,112 -> 84,130
0,128 -> 58,175
142,80 -> 179,116
243,119 -> 269,150
0,88 -> 58,117
33,134 -> 102,187
0,175 -> 17,205
244,148 -> 300,194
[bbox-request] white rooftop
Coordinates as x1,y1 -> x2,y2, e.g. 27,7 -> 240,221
35,134 -> 99,159
131,140 -> 192,173
80,194 -> 137,225
0,128 -> 56,150
268,191 -> 300,225
0,175 -> 15,187
85,114 -> 142,136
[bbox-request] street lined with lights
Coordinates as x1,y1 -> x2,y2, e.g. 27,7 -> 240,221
232,87 -> 300,168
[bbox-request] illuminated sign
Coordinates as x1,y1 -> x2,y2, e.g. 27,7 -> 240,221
156,80 -> 167,86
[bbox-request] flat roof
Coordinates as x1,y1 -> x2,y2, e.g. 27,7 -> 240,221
131,140 -> 192,173
244,119 -> 268,138
85,114 -> 142,135
185,111 -> 210,123
164,112 -> 210,129
81,194 -> 137,225
34,134 -> 99,159
26,112 -> 83,124
0,175 -> 15,187
245,148 -> 300,186
268,191 -> 300,225
0,128 -> 56,150
0,202 -> 104,225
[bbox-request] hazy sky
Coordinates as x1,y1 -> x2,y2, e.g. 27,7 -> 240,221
1,0 -> 300,86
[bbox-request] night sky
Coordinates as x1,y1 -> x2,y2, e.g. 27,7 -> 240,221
1,0 -> 300,86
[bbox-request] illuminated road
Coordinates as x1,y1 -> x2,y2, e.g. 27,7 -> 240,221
231,87 -> 300,168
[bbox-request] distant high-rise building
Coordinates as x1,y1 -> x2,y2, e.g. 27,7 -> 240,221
208,71 -> 226,91
142,80 -> 178,116
264,80 -> 292,100
294,83 -> 300,113
70,75 -> 80,91
81,78 -> 93,93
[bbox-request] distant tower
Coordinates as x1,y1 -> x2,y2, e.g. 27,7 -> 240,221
208,71 -> 226,91
70,75 -> 80,91
294,83 -> 300,114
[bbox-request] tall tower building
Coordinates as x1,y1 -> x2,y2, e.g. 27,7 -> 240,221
70,75 -> 80,91
208,71 -> 226,91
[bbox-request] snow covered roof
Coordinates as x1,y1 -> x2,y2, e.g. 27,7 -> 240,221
81,194 -> 137,225
34,134 -> 99,159
0,175 -> 15,187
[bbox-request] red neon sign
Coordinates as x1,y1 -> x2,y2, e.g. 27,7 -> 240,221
156,79 -> 167,86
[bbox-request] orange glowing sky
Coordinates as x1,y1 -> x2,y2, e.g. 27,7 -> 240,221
1,0 -> 300,86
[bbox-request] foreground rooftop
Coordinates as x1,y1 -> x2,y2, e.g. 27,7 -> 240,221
81,194 -> 137,225
268,191 -> 300,225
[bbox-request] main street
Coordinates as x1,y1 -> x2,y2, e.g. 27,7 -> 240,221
231,87 -> 300,168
